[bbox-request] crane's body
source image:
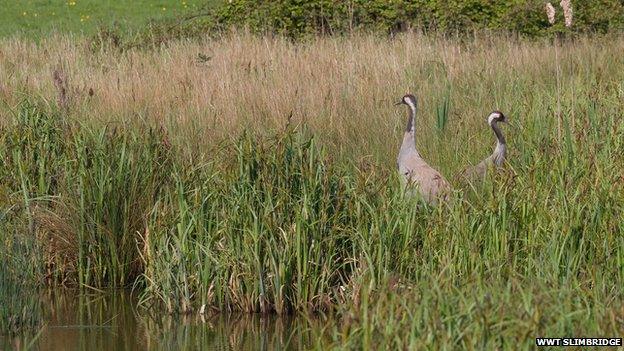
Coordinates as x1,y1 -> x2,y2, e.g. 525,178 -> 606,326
396,94 -> 450,204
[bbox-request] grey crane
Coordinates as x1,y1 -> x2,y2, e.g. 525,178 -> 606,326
395,94 -> 451,204
461,111 -> 507,180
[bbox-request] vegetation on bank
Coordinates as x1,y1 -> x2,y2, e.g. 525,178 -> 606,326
5,1 -> 622,47
90,0 -> 624,49
210,0 -> 624,36
1,32 -> 623,347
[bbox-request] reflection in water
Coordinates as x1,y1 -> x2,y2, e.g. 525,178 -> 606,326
1,291 -> 329,351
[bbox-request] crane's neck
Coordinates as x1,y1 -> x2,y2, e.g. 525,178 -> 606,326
405,101 -> 416,134
401,101 -> 417,153
491,121 -> 506,166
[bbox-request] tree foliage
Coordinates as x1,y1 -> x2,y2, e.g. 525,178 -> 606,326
211,0 -> 624,37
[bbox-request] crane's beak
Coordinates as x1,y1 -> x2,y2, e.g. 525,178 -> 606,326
394,101 -> 402,106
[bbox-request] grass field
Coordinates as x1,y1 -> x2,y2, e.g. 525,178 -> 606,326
1,30 -> 623,349
0,0 -> 219,38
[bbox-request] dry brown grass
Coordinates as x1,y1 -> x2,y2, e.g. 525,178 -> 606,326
1,32 -> 623,171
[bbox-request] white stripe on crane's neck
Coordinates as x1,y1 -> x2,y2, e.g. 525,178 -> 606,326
488,113 -> 499,126
405,99 -> 417,133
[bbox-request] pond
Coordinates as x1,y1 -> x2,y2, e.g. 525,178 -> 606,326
1,291 -> 328,350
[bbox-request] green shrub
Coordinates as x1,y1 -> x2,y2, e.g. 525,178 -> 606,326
96,0 -> 624,49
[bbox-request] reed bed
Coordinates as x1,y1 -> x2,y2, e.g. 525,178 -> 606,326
0,32 -> 623,348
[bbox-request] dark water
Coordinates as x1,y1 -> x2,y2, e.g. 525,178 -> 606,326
1,292 -> 327,351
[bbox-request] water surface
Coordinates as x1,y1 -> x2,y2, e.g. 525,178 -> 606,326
2,291 -> 327,350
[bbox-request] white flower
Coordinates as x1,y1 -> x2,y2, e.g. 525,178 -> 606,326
545,3 -> 556,25
560,0 -> 573,27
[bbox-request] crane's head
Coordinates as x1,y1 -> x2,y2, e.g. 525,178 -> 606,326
487,111 -> 506,126
395,94 -> 418,109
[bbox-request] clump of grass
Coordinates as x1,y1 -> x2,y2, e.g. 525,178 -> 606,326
1,102 -> 174,288
140,130 -> 363,314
